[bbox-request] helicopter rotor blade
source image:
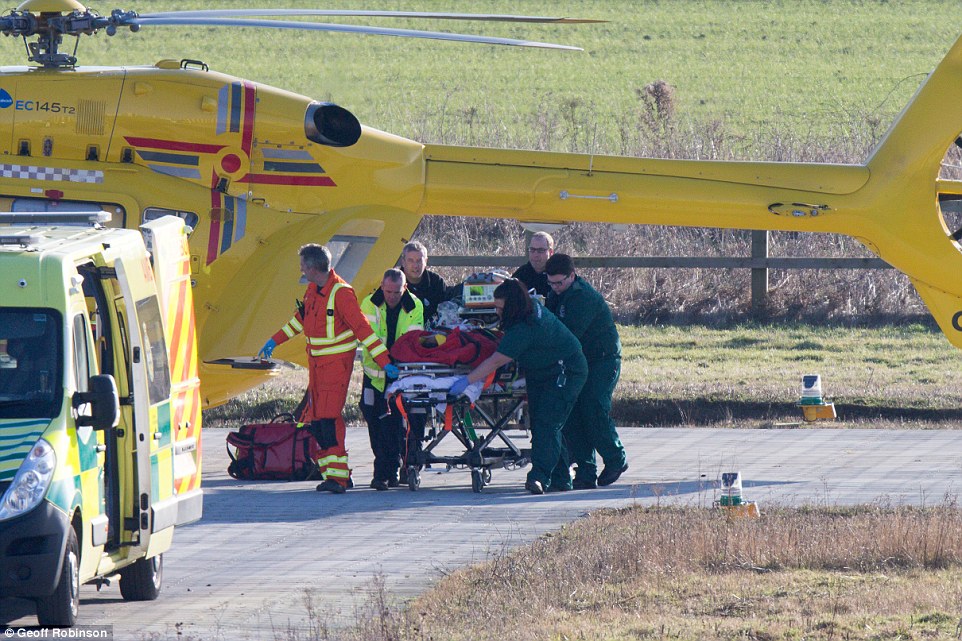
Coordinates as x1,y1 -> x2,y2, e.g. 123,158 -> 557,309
125,16 -> 583,50
136,10 -> 604,24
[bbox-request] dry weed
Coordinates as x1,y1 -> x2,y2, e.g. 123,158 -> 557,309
399,503 -> 962,640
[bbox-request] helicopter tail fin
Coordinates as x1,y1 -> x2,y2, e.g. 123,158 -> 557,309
867,30 -> 962,174
911,280 -> 962,350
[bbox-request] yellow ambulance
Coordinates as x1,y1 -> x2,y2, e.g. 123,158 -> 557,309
0,211 -> 202,626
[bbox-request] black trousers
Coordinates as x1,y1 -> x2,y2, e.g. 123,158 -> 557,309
400,408 -> 428,470
360,376 -> 402,482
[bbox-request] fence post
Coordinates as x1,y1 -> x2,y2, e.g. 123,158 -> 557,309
751,230 -> 769,314
522,228 -> 534,254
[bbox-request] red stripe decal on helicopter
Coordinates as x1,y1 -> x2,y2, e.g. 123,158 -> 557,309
205,182 -> 248,265
124,137 -> 225,154
243,173 -> 336,186
206,174 -> 221,265
241,82 -> 255,155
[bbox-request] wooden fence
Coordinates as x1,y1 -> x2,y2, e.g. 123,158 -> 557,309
431,231 -> 892,312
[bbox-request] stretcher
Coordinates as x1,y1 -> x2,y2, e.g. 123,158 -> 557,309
387,361 -> 530,492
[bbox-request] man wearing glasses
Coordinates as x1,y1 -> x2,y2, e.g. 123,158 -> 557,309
512,231 -> 554,298
544,253 -> 628,489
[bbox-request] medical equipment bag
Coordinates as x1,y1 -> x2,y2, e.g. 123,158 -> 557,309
226,413 -> 321,481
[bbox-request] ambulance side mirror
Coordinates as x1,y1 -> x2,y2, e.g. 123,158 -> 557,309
73,374 -> 120,431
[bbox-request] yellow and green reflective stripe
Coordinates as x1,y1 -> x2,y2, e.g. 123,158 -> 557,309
307,329 -> 353,345
326,283 -> 348,337
309,342 -> 358,357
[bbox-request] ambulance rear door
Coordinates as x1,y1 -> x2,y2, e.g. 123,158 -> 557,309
112,244 -> 175,559
140,216 -> 202,526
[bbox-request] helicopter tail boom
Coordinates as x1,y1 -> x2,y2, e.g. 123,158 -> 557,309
418,130 -> 962,349
419,144 -> 870,233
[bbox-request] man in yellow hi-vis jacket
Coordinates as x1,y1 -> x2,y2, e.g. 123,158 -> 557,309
259,244 -> 390,493
359,268 -> 423,490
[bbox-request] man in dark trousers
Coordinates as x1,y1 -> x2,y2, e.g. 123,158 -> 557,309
512,231 -> 554,299
400,241 -> 448,326
359,268 -> 424,490
258,244 -> 390,493
545,253 -> 628,489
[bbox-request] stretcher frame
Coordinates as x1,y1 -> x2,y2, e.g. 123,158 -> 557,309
391,362 -> 530,492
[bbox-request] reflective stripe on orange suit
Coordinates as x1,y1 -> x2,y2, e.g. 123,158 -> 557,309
271,270 -> 390,486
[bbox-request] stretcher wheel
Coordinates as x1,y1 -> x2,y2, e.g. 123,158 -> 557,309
482,468 -> 492,484
471,469 -> 484,493
408,467 -> 420,491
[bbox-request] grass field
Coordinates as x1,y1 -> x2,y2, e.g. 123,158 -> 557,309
10,1 -> 960,148
618,322 -> 962,426
204,322 -> 962,430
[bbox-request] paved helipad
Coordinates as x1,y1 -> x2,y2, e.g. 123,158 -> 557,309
3,426 -> 962,638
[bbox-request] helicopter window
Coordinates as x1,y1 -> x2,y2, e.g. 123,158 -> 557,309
143,207 -> 198,233
7,198 -> 126,228
324,234 -> 378,284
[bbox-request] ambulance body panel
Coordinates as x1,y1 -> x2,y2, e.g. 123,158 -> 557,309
0,212 -> 202,626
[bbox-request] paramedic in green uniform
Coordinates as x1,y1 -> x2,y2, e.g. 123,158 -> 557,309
545,254 -> 628,489
447,279 -> 587,494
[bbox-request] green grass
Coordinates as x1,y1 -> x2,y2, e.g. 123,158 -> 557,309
617,322 -> 962,426
11,1 -> 960,147
204,323 -> 962,430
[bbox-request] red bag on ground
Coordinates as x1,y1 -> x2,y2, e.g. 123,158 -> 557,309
226,413 -> 321,481
389,327 -> 499,367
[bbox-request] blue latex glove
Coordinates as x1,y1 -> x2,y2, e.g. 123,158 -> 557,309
257,338 -> 276,360
449,375 -> 470,396
384,363 -> 400,380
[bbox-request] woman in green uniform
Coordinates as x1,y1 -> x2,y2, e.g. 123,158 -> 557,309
448,279 -> 587,494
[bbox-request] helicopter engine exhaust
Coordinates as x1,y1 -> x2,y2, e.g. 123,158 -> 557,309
305,102 -> 362,147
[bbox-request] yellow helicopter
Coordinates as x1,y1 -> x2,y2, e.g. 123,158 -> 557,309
2,0 -> 962,407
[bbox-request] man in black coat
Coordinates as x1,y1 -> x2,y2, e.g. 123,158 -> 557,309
400,241 -> 448,326
511,231 -> 554,298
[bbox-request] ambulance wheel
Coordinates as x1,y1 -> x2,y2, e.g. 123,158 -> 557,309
119,554 -> 163,601
408,468 -> 420,491
36,528 -> 79,627
471,469 -> 484,493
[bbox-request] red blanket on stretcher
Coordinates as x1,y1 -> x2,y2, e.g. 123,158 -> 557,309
390,328 -> 499,368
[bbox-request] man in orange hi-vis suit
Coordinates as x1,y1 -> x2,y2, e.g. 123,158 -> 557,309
259,244 -> 391,493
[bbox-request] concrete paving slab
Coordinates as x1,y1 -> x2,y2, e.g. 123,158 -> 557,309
3,425 -> 962,638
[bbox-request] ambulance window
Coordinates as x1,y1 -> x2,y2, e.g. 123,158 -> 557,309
143,208 -> 198,233
72,315 -> 90,393
135,296 -> 170,405
0,309 -> 62,419
114,304 -> 131,396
